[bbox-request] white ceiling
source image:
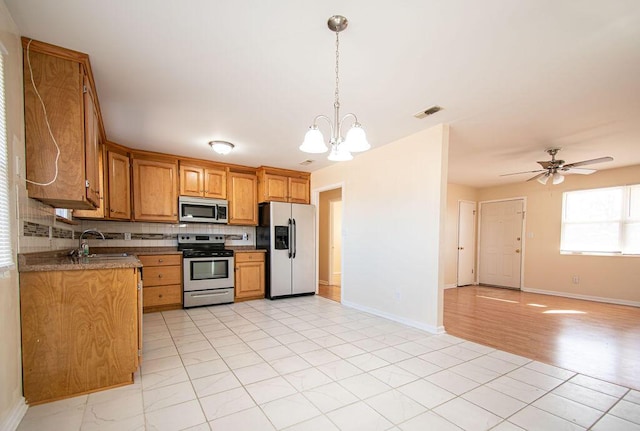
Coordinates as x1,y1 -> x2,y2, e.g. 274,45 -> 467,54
6,0 -> 640,187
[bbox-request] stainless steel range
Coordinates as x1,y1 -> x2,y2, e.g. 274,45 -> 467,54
178,234 -> 234,307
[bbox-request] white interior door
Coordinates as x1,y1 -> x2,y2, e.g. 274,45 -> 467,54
479,199 -> 524,289
457,201 -> 476,286
329,200 -> 342,286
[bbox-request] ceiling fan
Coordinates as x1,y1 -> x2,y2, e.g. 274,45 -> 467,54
501,148 -> 613,185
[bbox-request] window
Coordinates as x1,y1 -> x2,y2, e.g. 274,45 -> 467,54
0,48 -> 13,271
561,185 -> 640,255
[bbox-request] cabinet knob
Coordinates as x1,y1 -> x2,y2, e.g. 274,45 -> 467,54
158,259 -> 164,263
159,294 -> 163,298
158,274 -> 163,278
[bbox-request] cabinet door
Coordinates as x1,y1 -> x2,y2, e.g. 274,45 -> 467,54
108,151 -> 131,219
235,260 -> 265,299
73,144 -> 105,219
263,174 -> 288,202
180,165 -> 204,197
288,177 -> 310,204
83,74 -> 101,208
204,168 -> 227,199
23,49 -> 92,209
228,172 -> 257,225
132,158 -> 178,222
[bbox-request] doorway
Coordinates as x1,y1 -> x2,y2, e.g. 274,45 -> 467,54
457,200 -> 476,286
318,187 -> 342,302
478,198 -> 525,289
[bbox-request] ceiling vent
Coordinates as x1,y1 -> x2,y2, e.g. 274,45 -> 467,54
299,159 -> 314,166
414,105 -> 443,119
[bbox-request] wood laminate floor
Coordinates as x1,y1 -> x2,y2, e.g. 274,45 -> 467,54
444,285 -> 640,390
318,284 -> 341,302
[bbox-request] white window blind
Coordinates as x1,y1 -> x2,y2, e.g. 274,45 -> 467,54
561,185 -> 640,255
0,49 -> 13,271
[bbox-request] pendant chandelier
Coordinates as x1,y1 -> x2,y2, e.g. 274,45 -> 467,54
299,15 -> 370,161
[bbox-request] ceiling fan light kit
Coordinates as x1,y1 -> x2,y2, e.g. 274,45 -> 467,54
299,15 -> 370,161
502,148 -> 613,185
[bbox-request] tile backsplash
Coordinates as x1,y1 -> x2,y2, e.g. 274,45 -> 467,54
18,195 -> 255,253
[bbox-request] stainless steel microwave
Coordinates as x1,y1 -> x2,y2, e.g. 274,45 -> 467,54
178,196 -> 228,224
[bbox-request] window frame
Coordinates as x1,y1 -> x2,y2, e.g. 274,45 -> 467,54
0,45 -> 15,272
560,184 -> 640,256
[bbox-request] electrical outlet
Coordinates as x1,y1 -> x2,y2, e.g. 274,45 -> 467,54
572,275 -> 580,285
124,232 -> 132,241
242,233 -> 248,241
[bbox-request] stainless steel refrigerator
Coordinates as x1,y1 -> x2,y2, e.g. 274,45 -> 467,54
257,202 -> 316,299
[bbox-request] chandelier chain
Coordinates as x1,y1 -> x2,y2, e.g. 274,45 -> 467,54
334,31 -> 340,109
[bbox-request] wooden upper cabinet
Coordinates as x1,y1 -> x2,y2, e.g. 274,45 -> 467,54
179,163 -> 227,199
107,149 -> 131,219
203,167 -> 227,199
227,170 -> 258,225
257,167 -> 310,204
132,155 -> 178,222
288,176 -> 310,204
22,38 -> 104,209
73,144 -> 105,219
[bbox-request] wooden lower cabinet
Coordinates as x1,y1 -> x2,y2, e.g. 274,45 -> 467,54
234,252 -> 265,301
139,254 -> 183,312
20,267 -> 140,404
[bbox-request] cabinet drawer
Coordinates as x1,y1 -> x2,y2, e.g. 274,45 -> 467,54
144,285 -> 182,308
143,266 -> 181,286
139,254 -> 182,267
235,252 -> 265,263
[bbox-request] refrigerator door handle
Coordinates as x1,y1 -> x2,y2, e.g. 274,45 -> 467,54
292,218 -> 297,259
288,218 -> 293,259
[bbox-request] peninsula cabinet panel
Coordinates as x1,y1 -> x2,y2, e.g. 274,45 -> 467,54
227,171 -> 258,225
20,268 -> 139,404
132,157 -> 178,222
107,150 -> 131,219
23,39 -> 102,209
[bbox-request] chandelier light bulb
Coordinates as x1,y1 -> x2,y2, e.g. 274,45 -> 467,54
299,126 -> 328,153
344,123 -> 370,153
327,144 -> 353,161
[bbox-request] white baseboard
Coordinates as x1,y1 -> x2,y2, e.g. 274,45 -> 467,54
522,287 -> 640,308
318,280 -> 329,286
341,300 -> 445,334
0,396 -> 27,431
444,283 -> 457,289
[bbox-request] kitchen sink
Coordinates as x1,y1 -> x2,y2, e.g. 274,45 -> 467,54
87,253 -> 130,259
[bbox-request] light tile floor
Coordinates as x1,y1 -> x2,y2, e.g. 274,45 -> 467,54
17,296 -> 640,431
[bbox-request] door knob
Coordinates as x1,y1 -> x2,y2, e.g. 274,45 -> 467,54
515,249 -> 520,253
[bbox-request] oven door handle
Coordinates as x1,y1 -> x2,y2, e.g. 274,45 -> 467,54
288,218 -> 293,259
189,291 -> 230,298
292,218 -> 297,259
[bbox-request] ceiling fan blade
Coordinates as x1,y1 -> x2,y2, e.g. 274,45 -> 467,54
527,172 -> 548,182
537,161 -> 553,169
500,169 -> 546,177
562,167 -> 596,175
563,156 -> 613,168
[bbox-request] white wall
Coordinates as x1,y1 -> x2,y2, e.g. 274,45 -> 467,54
0,1 -> 27,428
311,124 -> 449,333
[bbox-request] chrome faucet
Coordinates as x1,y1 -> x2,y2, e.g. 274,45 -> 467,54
79,229 -> 105,256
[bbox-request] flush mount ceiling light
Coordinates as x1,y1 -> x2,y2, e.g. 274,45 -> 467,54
209,140 -> 234,155
299,15 -> 370,162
